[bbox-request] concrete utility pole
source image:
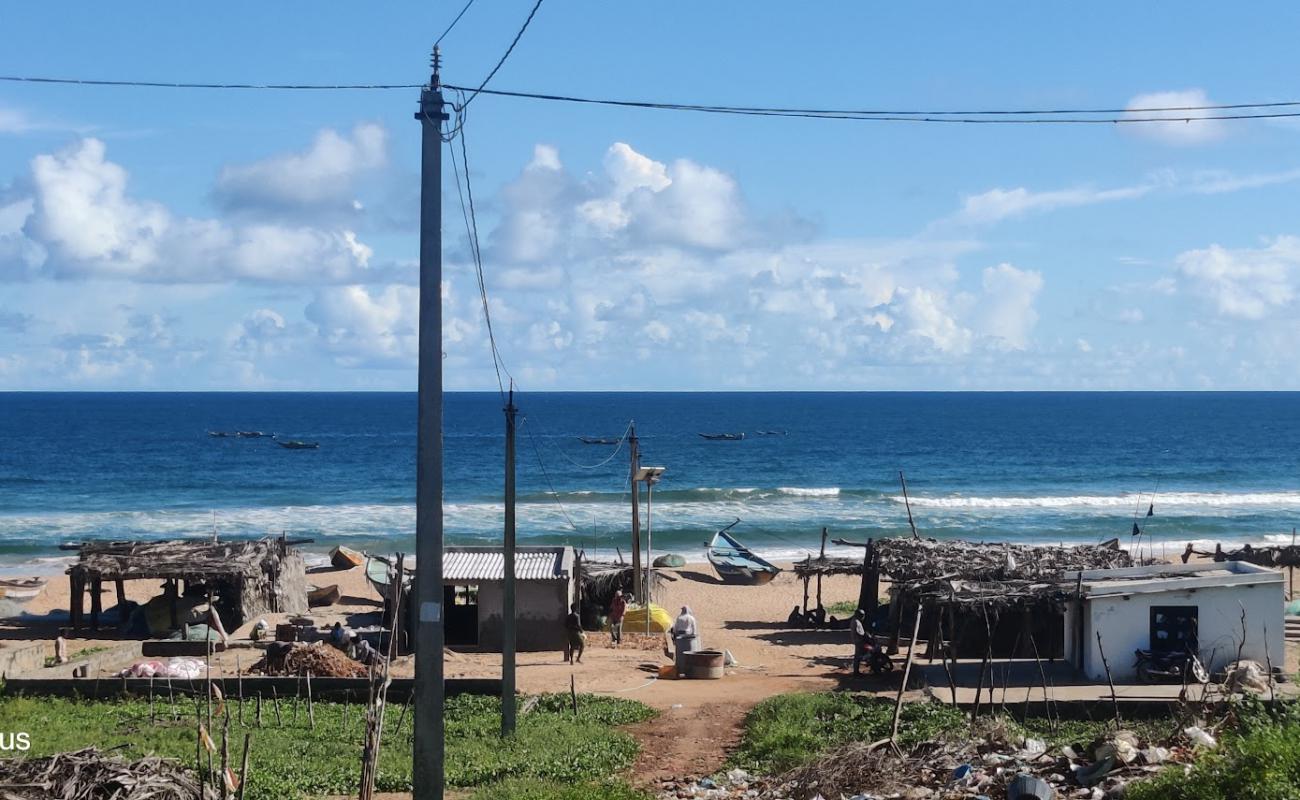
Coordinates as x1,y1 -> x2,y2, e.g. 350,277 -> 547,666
629,422 -> 643,603
502,387 -> 518,736
413,45 -> 448,800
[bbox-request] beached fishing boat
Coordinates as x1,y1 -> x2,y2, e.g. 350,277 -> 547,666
0,577 -> 47,604
330,545 -> 365,570
366,554 -> 414,601
307,583 -> 342,607
277,440 -> 319,449
705,520 -> 780,585
699,432 -> 745,441
578,436 -> 619,445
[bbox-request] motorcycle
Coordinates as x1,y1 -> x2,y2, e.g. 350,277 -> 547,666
856,636 -> 895,675
1134,648 -> 1209,684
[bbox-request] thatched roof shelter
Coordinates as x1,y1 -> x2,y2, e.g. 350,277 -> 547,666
67,537 -> 308,631
875,537 -> 1132,586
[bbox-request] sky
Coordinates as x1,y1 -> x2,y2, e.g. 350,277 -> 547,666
3,2 -> 1300,391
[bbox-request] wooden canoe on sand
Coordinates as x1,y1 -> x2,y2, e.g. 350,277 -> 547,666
330,546 -> 365,570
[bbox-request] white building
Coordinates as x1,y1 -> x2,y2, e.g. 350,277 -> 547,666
1062,560 -> 1284,683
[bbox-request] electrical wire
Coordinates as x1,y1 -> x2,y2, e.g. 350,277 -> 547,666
435,0 -> 477,46
532,419 -> 634,471
521,415 -> 583,534
459,0 -> 543,109
5,71 -> 1300,124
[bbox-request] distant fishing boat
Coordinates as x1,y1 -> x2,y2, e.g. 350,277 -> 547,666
578,437 -> 619,445
236,431 -> 270,439
756,430 -> 787,436
699,432 -> 745,441
0,577 -> 47,604
366,554 -> 414,602
277,440 -> 319,450
705,519 -> 780,585
207,431 -> 233,438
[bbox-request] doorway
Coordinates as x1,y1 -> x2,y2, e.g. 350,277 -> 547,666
445,584 -> 479,647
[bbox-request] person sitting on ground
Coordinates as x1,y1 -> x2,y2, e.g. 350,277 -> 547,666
787,605 -> 803,626
850,608 -> 868,676
810,604 -> 827,627
608,590 -> 627,646
564,602 -> 585,664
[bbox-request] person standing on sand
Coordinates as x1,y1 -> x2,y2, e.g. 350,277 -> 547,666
564,602 -> 586,664
850,608 -> 867,675
608,590 -> 627,646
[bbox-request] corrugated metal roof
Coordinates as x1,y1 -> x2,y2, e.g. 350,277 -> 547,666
443,546 -> 572,582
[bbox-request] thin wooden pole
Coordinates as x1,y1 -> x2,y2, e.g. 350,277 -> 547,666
306,671 -> 315,728
899,471 -> 920,540
1095,631 -> 1121,728
889,602 -> 925,745
236,732 -> 252,800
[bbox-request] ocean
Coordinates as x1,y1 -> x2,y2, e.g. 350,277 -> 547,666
0,391 -> 1298,570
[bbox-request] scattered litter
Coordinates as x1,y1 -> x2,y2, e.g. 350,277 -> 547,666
118,657 -> 205,680
1184,725 -> 1217,749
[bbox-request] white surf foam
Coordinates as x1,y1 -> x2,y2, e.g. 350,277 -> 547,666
894,491 -> 1300,511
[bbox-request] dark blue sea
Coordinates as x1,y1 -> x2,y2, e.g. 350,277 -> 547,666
0,392 -> 1298,570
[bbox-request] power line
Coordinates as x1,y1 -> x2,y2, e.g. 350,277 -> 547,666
521,416 -> 583,535
443,85 -> 1300,125
435,0 -> 477,46
4,71 -> 1300,123
460,0 -> 544,109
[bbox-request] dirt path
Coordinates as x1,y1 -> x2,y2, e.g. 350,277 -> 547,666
625,699 -> 753,787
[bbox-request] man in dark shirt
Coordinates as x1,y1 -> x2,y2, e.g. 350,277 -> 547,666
564,602 -> 585,664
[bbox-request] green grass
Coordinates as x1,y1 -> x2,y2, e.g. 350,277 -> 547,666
731,692 -> 965,774
1127,701 -> 1300,800
0,692 -> 654,800
824,600 -> 858,617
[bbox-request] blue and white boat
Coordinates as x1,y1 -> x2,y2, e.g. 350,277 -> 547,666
705,519 -> 781,585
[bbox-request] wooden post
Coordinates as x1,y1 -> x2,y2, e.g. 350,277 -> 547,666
69,572 -> 83,629
889,602 -> 925,746
1095,631 -> 1121,728
115,578 -> 127,609
90,577 -> 102,631
272,686 -> 282,727
306,671 -> 315,728
801,575 -> 809,615
236,732 -> 252,800
1029,635 -> 1055,731
899,471 -> 920,540
859,540 -> 879,620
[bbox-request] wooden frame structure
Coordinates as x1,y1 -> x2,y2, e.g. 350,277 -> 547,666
66,537 -> 309,632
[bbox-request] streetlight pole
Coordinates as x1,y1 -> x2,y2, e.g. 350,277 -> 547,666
413,45 -> 448,800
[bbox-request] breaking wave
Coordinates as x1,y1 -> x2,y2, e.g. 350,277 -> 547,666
893,491 -> 1300,510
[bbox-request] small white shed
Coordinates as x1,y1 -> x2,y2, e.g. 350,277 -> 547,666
1063,560 -> 1284,683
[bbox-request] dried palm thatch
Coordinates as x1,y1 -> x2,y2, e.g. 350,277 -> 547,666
0,747 -> 214,799
876,537 -> 1131,585
248,642 -> 367,678
579,559 -> 664,608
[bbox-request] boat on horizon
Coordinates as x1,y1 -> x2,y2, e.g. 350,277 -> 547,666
756,430 -> 787,436
278,440 -> 320,450
578,436 -> 619,445
705,519 -> 781,585
699,432 -> 745,441
207,431 -> 233,438
236,431 -> 272,439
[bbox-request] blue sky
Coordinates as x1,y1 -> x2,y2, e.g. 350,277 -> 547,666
3,2 -> 1300,390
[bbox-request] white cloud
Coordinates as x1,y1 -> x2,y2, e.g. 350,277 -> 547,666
306,285 -> 419,367
1124,89 -> 1228,146
956,184 -> 1151,225
971,264 -> 1044,349
1176,236 -> 1299,319
213,123 -> 387,218
5,138 -> 379,284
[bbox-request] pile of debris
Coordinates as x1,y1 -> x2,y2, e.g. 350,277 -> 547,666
0,747 -> 214,799
248,641 -> 368,678
659,721 -> 1212,800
